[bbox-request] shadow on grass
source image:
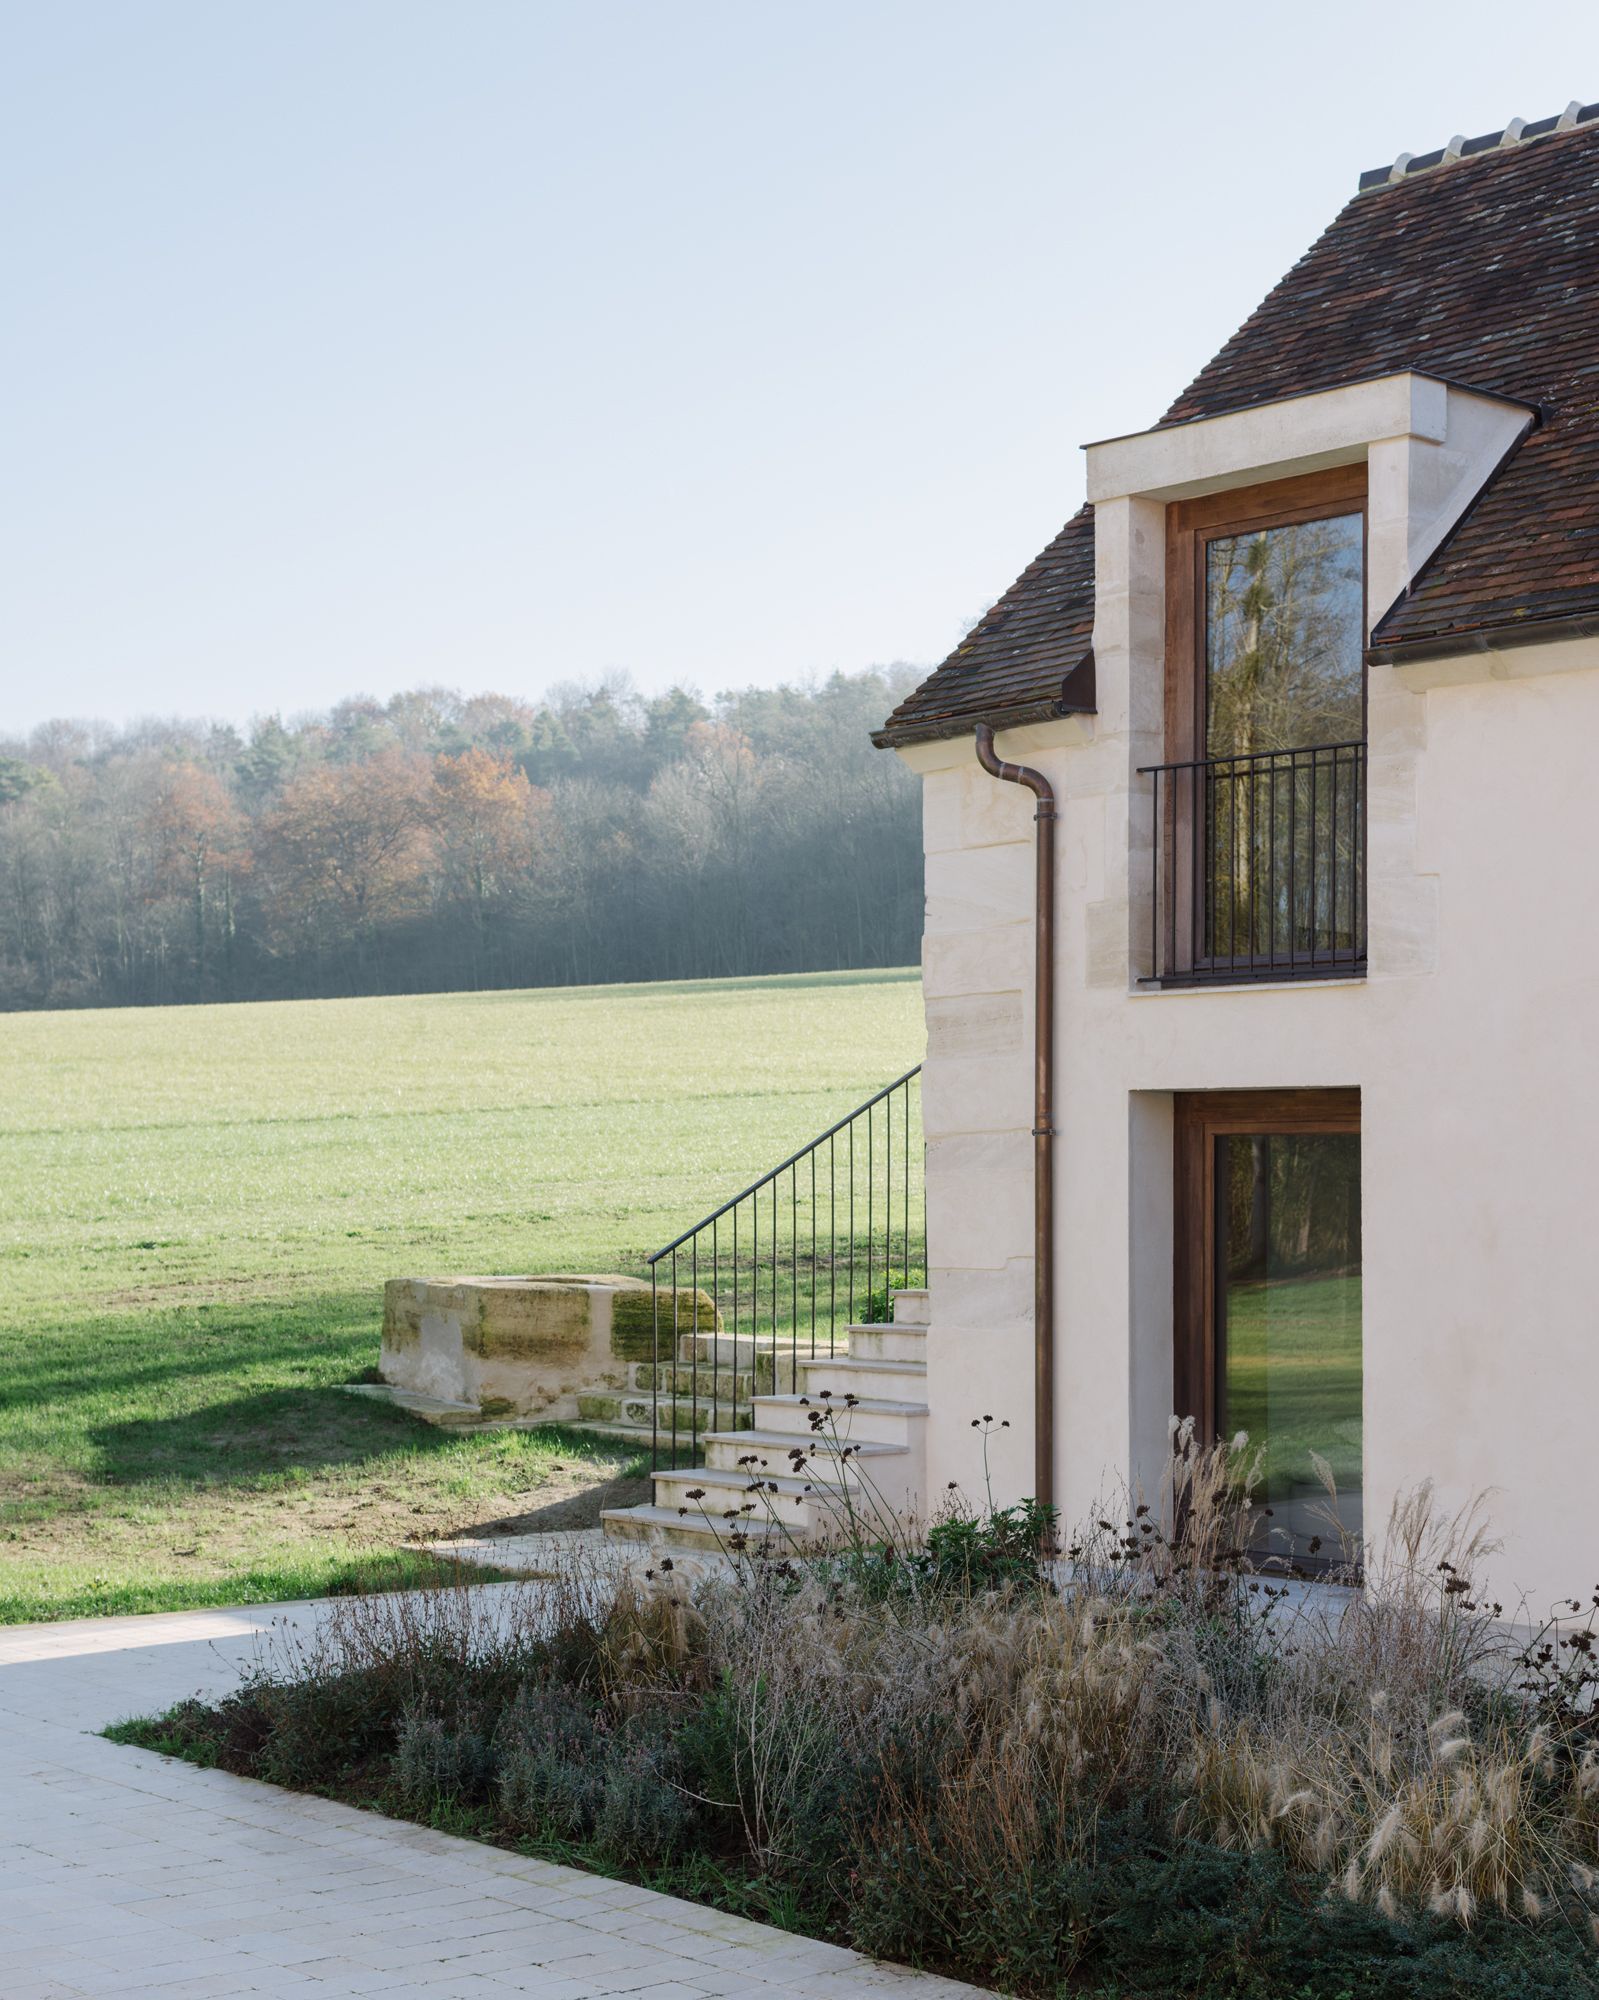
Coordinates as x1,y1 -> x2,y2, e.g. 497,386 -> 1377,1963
86,1388 -> 657,1494
85,1382 -> 470,1487
456,1467 -> 654,1538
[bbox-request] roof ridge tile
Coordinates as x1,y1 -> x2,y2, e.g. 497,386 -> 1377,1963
1358,101 -> 1598,192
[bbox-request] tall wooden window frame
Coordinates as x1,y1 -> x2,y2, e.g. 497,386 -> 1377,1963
1153,465 -> 1370,981
1162,462 -> 1370,767
1172,1086 -> 1361,1445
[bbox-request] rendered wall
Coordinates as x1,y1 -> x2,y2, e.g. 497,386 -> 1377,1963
904,623 -> 1599,1620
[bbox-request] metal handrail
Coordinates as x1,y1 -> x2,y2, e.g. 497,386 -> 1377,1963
647,1064 -> 925,1263
1138,737 -> 1367,776
644,1065 -> 924,1470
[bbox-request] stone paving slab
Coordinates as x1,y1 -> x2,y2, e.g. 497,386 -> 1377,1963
2,1589 -> 992,1998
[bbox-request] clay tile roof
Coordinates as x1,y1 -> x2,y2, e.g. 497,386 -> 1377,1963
877,109 -> 1599,744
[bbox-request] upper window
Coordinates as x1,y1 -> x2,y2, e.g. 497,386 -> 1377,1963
1204,512 -> 1365,759
1165,464 -> 1368,764
1146,465 -> 1369,983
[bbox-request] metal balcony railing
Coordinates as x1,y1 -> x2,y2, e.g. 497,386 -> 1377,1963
1140,741 -> 1366,985
645,1066 -> 924,1470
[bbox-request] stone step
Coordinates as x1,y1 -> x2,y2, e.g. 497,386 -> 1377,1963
795,1355 -> 927,1399
841,1324 -> 928,1363
673,1334 -> 803,1388
555,1417 -> 683,1447
599,1503 -> 794,1553
749,1392 -> 929,1445
701,1426 -> 911,1473
575,1391 -> 752,1430
652,1467 -> 838,1537
655,1461 -> 834,1503
627,1362 -> 762,1398
892,1287 -> 931,1326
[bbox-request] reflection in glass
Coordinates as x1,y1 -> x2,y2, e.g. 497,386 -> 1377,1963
1216,1131 -> 1361,1565
1205,513 -> 1364,757
1201,513 -> 1365,966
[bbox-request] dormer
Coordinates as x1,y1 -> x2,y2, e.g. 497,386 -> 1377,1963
1086,372 -> 1534,651
1087,374 -> 1534,986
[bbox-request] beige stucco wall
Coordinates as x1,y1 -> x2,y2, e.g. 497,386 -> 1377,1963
905,398 -> 1599,1613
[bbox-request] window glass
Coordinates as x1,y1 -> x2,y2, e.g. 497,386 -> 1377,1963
1205,513 -> 1364,757
1216,1129 -> 1362,1566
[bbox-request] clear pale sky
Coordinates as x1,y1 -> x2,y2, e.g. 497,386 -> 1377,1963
3,1 -> 1592,734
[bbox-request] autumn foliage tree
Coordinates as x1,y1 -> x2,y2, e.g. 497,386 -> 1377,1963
261,750 -> 438,969
435,751 -> 543,911
0,669 -> 924,1008
142,762 -> 249,993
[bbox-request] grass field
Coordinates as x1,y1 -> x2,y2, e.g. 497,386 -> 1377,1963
0,968 -> 923,1622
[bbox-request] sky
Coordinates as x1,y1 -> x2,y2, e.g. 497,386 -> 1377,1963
2,0 -> 1595,736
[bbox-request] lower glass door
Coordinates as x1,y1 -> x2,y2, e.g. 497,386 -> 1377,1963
1174,1090 -> 1362,1572
1215,1129 -> 1362,1565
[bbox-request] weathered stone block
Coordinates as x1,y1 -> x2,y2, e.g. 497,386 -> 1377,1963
608,1285 -> 717,1362
378,1274 -> 717,1422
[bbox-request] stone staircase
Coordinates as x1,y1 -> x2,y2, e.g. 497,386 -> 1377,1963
600,1287 -> 929,1556
568,1338 -> 794,1443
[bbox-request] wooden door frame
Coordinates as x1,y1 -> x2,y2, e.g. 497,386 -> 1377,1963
1160,466 -> 1369,980
1163,462 -> 1370,767
1172,1087 -> 1361,1441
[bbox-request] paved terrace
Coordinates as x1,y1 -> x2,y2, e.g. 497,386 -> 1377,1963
2,1590 -> 991,2000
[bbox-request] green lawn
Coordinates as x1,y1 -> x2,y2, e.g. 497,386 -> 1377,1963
0,968 -> 923,1622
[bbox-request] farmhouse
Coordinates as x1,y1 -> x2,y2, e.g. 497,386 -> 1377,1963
608,104 -> 1599,1613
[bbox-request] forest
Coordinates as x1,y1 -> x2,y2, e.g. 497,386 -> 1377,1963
0,668 -> 925,1010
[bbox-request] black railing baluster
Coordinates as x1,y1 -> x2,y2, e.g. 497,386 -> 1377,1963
1357,750 -> 1367,964
829,1132 -> 836,1350
1271,756 -> 1279,968
770,1175 -> 777,1373
1289,751 -> 1300,971
1328,751 -> 1337,952
1151,764 -> 1159,976
1309,752 -> 1320,961
810,1148 -> 818,1360
902,1079 -> 910,1291
1199,764 -> 1209,964
867,1101 -> 875,1314
848,1119 -> 856,1327
885,1082 -> 893,1298
650,1263 -> 659,1471
1228,759 -> 1239,966
669,1246 -> 680,1470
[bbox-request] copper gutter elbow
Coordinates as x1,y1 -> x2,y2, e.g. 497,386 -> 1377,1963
972,723 -> 1056,1515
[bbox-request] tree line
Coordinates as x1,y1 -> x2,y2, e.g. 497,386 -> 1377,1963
0,669 -> 925,1010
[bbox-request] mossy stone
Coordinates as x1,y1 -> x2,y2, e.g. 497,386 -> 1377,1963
609,1285 -> 718,1362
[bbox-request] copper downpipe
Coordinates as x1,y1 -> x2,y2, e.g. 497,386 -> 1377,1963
973,724 -> 1056,1514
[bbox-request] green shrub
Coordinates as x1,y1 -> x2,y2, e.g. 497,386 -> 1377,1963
595,1712 -> 694,1865
495,1682 -> 607,1840
918,1497 -> 1058,1594
252,1666 -> 400,1789
390,1706 -> 496,1813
